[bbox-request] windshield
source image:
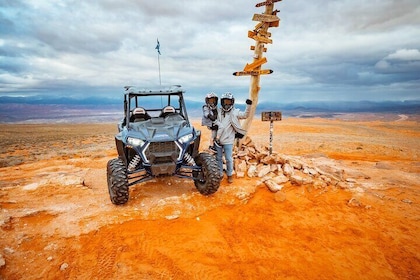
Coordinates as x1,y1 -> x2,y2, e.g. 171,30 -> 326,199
129,94 -> 181,117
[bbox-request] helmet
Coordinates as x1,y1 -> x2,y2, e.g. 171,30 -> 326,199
221,92 -> 234,112
205,92 -> 218,109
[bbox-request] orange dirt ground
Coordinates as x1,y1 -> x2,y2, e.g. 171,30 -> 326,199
0,115 -> 419,279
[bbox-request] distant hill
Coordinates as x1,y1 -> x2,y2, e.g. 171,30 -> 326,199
1,95 -> 419,123
0,95 -> 121,105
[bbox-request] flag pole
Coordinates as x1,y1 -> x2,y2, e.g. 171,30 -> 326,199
155,38 -> 161,86
157,52 -> 161,86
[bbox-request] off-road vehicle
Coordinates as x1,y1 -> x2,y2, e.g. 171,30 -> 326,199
106,85 -> 221,205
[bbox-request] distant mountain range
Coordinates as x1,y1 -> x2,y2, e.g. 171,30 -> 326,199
1,95 -> 419,123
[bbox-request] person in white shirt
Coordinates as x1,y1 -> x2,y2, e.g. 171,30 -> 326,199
215,92 -> 252,183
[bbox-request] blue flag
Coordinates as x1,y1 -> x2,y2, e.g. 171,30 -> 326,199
155,39 -> 161,55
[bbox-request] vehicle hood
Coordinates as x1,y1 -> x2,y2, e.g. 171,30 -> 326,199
126,118 -> 193,142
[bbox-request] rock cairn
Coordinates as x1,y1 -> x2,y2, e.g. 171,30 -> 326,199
233,136 -> 349,192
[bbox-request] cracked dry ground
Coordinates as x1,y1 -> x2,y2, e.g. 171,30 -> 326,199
0,115 -> 419,280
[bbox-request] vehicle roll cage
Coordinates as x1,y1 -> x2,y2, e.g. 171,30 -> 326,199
123,86 -> 190,128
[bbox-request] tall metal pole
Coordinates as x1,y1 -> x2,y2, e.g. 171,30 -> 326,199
157,52 -> 161,86
155,38 -> 162,86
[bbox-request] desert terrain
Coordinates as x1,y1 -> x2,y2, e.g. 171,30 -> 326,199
0,114 -> 419,279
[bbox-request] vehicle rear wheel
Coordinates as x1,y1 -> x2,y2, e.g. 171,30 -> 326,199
193,152 -> 221,195
107,158 -> 129,205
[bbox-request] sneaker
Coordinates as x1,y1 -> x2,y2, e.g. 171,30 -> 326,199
227,176 -> 233,184
214,140 -> 221,148
210,145 -> 217,153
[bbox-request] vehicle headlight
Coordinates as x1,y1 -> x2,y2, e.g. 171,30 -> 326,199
127,137 -> 145,146
178,133 -> 193,144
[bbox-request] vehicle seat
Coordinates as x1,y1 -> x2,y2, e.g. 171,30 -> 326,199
131,107 -> 151,122
160,106 -> 176,118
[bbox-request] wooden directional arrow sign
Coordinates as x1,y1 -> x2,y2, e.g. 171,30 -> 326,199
253,34 -> 273,44
254,22 -> 265,30
244,57 -> 267,71
259,30 -> 272,37
233,69 -> 273,76
249,29 -> 272,39
248,30 -> 257,39
256,0 -> 282,8
251,46 -> 267,52
252,13 -> 280,23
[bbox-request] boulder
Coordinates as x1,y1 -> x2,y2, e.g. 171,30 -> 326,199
290,175 -> 304,186
257,164 -> 271,178
247,164 -> 257,178
236,160 -> 248,178
282,163 -> 294,176
264,179 -> 283,193
273,174 -> 289,184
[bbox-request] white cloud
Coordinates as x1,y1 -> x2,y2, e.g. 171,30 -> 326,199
375,48 -> 420,76
386,49 -> 420,61
0,0 -> 419,102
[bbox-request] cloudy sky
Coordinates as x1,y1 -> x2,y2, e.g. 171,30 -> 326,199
1,0 -> 419,103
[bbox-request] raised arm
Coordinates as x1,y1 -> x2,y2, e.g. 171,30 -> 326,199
238,99 -> 253,119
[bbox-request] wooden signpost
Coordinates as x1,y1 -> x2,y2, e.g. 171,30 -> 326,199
252,14 -> 280,23
256,0 -> 282,8
235,0 -> 283,140
244,57 -> 267,71
261,111 -> 282,154
233,69 -> 273,76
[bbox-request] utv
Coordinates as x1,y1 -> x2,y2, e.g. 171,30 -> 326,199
106,85 -> 221,205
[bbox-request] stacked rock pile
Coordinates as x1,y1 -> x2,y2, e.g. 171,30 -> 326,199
233,136 -> 350,192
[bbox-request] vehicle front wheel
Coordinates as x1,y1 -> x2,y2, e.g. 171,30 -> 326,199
107,158 -> 129,205
193,152 -> 221,195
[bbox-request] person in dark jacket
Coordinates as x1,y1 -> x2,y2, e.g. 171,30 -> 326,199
201,92 -> 219,152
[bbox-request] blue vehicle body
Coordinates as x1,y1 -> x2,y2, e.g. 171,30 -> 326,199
115,86 -> 202,186
107,85 -> 221,205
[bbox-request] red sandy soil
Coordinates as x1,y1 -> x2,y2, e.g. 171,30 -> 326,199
0,114 -> 419,279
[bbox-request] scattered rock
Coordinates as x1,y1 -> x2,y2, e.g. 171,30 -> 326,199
264,180 -> 283,193
235,160 -> 247,178
320,175 -> 332,185
401,199 -> 412,204
0,216 -> 12,230
288,158 -> 304,170
233,137 -> 350,192
236,191 -> 252,202
44,243 -> 58,251
313,180 -> 327,189
165,210 -> 181,220
272,174 -> 289,184
348,198 -> 362,207
303,166 -> 318,176
3,247 -> 15,254
247,165 -> 257,178
23,182 -> 40,190
257,165 -> 271,178
290,175 -> 304,186
283,163 -> 294,176
60,263 -> 69,271
315,165 -> 344,181
0,254 -> 5,268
